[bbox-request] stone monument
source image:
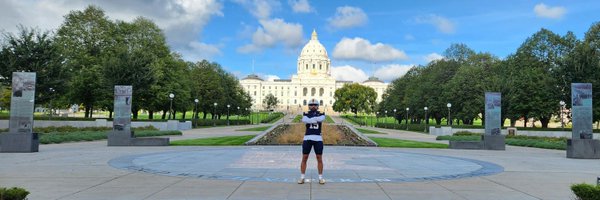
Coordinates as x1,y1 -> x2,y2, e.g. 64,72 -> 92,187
1,72 -> 39,152
450,92 -> 505,150
567,83 -> 600,159
482,92 -> 505,150
107,85 -> 169,146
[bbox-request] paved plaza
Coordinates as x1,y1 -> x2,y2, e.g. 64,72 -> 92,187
1,119 -> 599,199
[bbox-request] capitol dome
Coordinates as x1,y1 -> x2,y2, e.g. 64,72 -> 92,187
299,30 -> 328,60
297,29 -> 331,76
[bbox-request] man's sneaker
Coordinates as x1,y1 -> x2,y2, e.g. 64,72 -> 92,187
297,178 -> 305,184
319,178 -> 325,184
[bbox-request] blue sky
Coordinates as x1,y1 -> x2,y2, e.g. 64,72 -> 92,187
1,0 -> 599,82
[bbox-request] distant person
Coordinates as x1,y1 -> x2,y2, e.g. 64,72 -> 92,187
298,99 -> 326,185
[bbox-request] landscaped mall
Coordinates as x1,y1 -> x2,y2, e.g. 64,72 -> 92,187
240,30 -> 387,112
2,2 -> 600,200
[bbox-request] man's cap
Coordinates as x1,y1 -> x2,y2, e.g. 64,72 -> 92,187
308,99 -> 319,106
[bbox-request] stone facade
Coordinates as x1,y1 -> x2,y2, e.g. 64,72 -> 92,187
240,30 -> 388,112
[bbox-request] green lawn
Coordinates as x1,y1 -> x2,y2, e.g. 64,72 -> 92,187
236,126 -> 271,131
356,128 -> 384,134
369,137 -> 448,148
170,135 -> 256,146
324,115 -> 335,123
292,115 -> 302,122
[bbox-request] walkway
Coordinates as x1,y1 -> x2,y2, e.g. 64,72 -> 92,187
0,115 -> 598,199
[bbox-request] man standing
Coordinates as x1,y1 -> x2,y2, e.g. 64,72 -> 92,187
298,99 -> 326,184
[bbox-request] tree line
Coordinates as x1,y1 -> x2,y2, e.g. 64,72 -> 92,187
378,23 -> 600,128
0,5 -> 251,120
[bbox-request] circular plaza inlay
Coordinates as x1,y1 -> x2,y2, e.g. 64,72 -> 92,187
109,146 -> 503,183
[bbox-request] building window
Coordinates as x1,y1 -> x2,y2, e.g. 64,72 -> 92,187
319,64 -> 322,70
330,100 -> 332,104
306,64 -> 308,69
319,88 -> 324,96
320,100 -> 323,106
303,88 -> 307,96
303,100 -> 307,105
330,91 -> 332,97
313,64 -> 315,69
311,88 -> 316,96
254,85 -> 256,89
254,91 -> 256,95
269,86 -> 271,89
294,99 -> 297,104
294,91 -> 297,96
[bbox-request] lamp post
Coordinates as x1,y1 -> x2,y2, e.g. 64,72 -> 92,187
213,102 -> 217,127
424,107 -> 429,132
385,110 -> 388,124
376,111 -> 379,124
246,108 -> 249,124
447,103 -> 452,125
227,104 -> 231,126
194,99 -> 199,128
393,109 -> 397,124
169,93 -> 175,120
559,100 -> 565,130
237,106 -> 240,125
405,107 -> 409,130
49,87 -> 55,120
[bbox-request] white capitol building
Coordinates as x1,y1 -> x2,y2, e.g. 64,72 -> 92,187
240,30 -> 388,113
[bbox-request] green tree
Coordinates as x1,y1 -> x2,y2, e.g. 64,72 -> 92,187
0,26 -> 66,107
333,83 -> 377,116
263,93 -> 278,111
55,5 -> 115,118
511,28 -> 571,128
102,17 -> 171,119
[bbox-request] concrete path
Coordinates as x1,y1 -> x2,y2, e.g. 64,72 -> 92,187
1,116 -> 599,200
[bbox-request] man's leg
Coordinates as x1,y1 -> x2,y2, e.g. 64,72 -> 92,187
315,141 -> 325,184
299,140 -> 311,184
300,154 -> 309,174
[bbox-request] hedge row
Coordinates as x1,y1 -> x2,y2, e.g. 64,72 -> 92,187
260,113 -> 284,123
375,123 -> 429,133
193,119 -> 251,127
343,116 -> 367,126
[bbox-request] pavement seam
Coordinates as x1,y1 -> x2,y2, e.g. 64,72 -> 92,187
481,176 -> 543,200
374,182 -> 393,200
142,177 -> 187,200
56,172 -> 136,200
226,180 -> 245,199
431,181 -> 469,200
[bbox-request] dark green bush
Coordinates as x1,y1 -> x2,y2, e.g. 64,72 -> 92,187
571,183 -> 600,200
453,131 -> 480,136
0,187 -> 29,200
38,130 -> 182,144
374,123 -> 428,133
343,116 -> 367,126
193,119 -> 251,127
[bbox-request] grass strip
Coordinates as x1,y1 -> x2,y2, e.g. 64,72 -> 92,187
236,126 -> 272,131
369,137 -> 448,148
170,135 -> 256,146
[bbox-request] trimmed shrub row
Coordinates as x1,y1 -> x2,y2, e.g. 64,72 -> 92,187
193,119 -> 251,127
375,123 -> 429,133
38,130 -> 182,144
435,132 -> 568,150
343,116 -> 367,126
260,113 -> 284,123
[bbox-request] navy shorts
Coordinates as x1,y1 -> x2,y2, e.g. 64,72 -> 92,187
302,140 -> 323,155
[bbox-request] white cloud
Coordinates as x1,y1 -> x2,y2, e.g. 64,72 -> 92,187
374,64 -> 414,82
534,3 -> 566,19
423,53 -> 444,63
415,14 -> 455,34
289,0 -> 312,13
234,0 -> 280,19
238,18 -> 304,53
0,0 -> 224,61
181,42 -> 222,61
328,6 -> 367,29
332,37 -> 409,62
331,65 -> 369,82
265,75 -> 281,82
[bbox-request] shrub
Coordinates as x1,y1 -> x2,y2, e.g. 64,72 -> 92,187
0,187 -> 30,200
571,183 -> 600,200
374,123 -> 429,133
260,113 -> 284,123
